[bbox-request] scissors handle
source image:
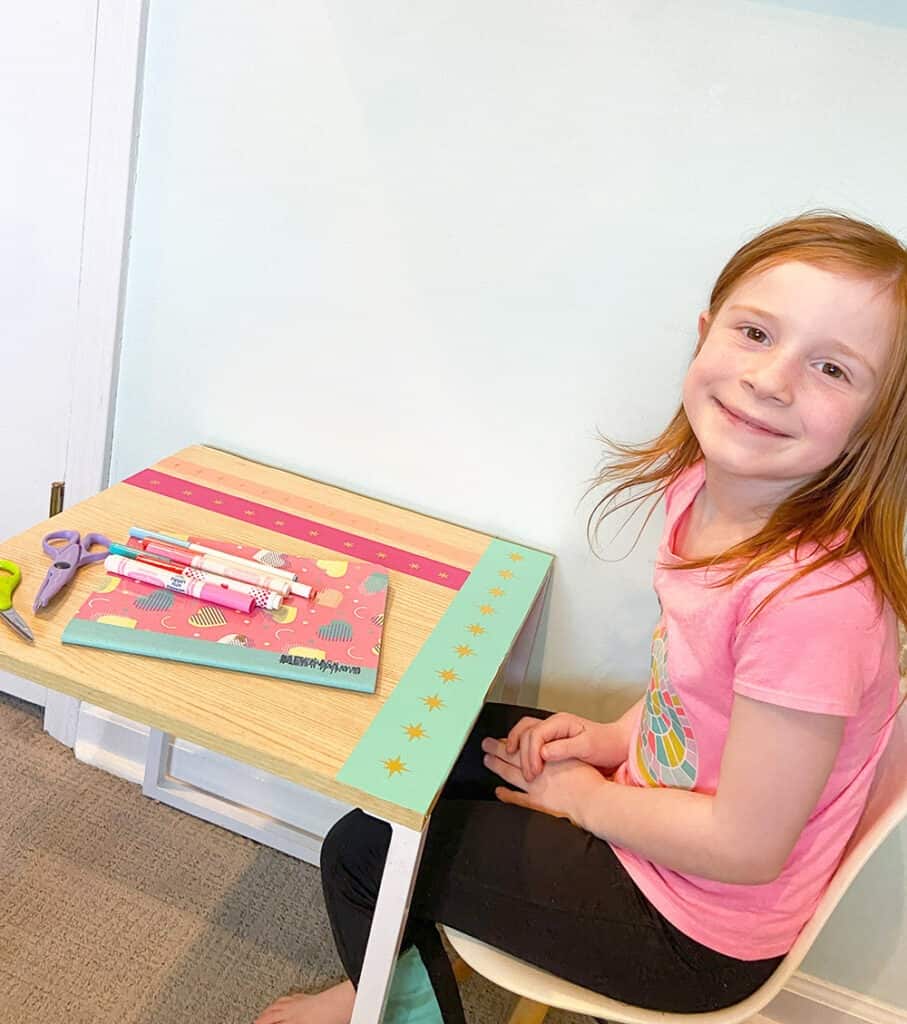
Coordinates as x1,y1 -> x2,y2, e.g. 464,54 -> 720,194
0,559 -> 22,612
78,532 -> 112,565
42,530 -> 81,559
33,530 -> 110,613
42,530 -> 110,566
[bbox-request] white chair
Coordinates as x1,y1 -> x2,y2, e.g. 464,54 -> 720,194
443,702 -> 907,1024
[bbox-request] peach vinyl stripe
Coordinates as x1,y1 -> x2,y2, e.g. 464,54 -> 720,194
156,455 -> 480,568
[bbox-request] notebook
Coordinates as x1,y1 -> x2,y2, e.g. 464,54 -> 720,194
61,536 -> 388,693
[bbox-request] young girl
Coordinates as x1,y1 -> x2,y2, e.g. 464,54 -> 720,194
255,211 -> 907,1024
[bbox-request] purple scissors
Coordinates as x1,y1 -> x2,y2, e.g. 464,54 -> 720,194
33,530 -> 111,612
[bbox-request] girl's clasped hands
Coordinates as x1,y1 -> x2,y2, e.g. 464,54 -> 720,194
481,713 -> 619,824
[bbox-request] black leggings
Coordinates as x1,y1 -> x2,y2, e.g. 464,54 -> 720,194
320,703 -> 784,1021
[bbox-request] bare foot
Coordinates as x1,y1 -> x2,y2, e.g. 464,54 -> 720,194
254,979 -> 355,1024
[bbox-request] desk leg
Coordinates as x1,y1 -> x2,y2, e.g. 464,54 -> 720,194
351,820 -> 427,1024
43,692 -> 81,747
143,726 -> 171,790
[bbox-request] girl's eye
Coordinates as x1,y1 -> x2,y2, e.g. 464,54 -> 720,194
742,326 -> 768,343
820,361 -> 848,382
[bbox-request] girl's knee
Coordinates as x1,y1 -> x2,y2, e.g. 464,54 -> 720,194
321,810 -> 363,872
320,809 -> 391,876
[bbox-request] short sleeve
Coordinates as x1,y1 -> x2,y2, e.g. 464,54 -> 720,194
732,568 -> 883,717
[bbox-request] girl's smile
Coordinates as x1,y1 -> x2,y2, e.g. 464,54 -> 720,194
713,398 -> 791,438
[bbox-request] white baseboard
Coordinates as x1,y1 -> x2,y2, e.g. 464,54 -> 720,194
0,670 -> 47,707
78,741 -> 147,785
74,703 -> 148,780
74,702 -> 353,864
758,973 -> 906,1024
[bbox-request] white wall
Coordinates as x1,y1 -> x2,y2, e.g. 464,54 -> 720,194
111,0 -> 907,1007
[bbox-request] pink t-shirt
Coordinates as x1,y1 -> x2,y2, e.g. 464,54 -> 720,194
610,461 -> 901,960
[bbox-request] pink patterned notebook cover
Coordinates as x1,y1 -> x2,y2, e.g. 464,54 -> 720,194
63,536 -> 389,692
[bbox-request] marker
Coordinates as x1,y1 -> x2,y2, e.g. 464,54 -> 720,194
109,544 -> 284,610
289,580 -> 317,600
181,567 -> 284,611
129,528 -> 297,582
109,543 -> 184,575
105,555 -> 255,614
140,540 -> 293,597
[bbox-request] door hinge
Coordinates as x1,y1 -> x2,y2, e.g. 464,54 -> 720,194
49,481 -> 65,517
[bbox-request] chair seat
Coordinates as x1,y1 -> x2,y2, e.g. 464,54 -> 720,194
442,925 -> 787,1024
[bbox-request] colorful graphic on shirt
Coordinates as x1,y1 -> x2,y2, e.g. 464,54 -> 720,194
635,623 -> 699,789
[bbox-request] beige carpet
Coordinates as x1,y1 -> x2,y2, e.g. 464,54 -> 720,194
0,693 -> 589,1024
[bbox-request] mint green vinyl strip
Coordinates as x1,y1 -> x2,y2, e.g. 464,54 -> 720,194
61,619 -> 376,693
336,538 -> 552,815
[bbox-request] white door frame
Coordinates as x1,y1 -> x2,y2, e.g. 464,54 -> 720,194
43,0 -> 149,746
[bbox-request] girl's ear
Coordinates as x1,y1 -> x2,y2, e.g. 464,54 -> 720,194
698,311 -> 712,343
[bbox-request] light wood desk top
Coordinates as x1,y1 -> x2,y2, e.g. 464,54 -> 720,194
0,446 -> 552,830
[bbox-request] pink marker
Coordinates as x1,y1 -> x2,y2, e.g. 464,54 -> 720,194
104,555 -> 255,614
142,541 -> 292,597
182,568 -> 283,611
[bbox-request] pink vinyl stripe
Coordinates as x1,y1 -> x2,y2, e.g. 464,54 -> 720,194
124,468 -> 470,590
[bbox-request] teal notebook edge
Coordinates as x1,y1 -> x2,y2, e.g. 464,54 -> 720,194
61,618 -> 377,693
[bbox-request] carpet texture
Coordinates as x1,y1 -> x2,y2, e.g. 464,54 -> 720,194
0,693 -> 589,1024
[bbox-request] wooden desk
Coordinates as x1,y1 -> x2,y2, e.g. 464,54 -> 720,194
0,444 -> 553,1024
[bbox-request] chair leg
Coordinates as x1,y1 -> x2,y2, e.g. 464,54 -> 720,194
452,956 -> 473,985
507,996 -> 549,1024
449,957 -> 547,1024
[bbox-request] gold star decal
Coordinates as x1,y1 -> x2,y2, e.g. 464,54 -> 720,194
409,562 -> 421,570
275,519 -> 285,526
498,569 -> 514,580
438,572 -> 449,579
182,490 -> 193,496
376,552 -> 388,559
422,694 -> 445,711
479,604 -> 495,616
309,530 -> 319,537
454,644 -> 475,658
382,756 -> 407,777
213,498 -> 223,505
403,723 -> 428,741
150,479 -> 160,486
509,552 -> 524,561
344,541 -> 354,548
437,668 -> 460,683
244,509 -> 256,516
489,587 -> 505,598
467,623 -> 486,636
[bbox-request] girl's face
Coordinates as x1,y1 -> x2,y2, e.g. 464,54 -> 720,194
683,260 -> 895,495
